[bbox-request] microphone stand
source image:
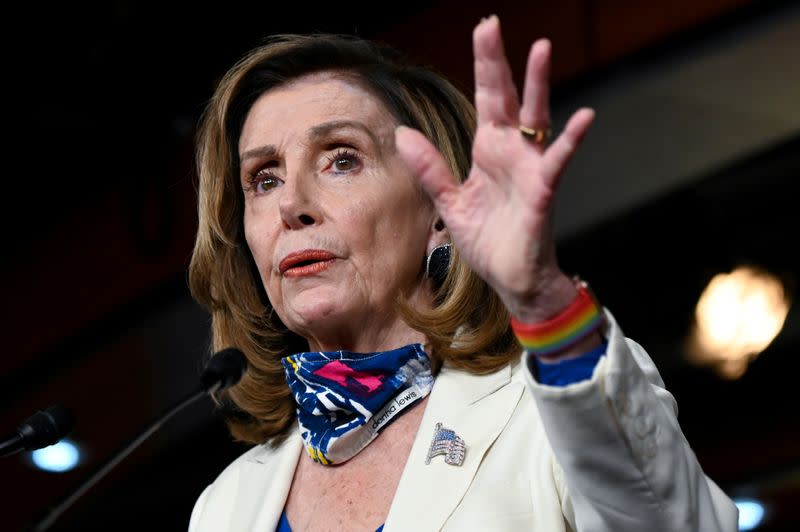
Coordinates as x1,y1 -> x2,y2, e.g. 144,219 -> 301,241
27,346 -> 244,531
29,387 -> 209,532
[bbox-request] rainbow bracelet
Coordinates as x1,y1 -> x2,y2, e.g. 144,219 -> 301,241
511,278 -> 605,357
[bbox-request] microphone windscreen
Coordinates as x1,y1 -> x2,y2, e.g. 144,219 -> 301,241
201,348 -> 247,392
19,404 -> 75,451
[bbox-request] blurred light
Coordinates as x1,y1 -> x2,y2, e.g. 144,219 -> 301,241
31,439 -> 81,473
735,498 -> 765,530
686,266 -> 790,379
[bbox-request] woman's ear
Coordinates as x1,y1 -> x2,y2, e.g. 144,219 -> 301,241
425,217 -> 451,286
427,217 -> 449,255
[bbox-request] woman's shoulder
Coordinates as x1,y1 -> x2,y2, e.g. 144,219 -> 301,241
190,435 -> 302,531
189,445 -> 263,531
194,444 -> 270,505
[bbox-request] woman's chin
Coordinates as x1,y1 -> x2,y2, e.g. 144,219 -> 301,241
281,293 -> 357,335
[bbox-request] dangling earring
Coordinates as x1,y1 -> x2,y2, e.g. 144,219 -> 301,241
426,243 -> 452,286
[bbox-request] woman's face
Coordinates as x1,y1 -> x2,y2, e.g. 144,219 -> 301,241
238,73 -> 438,350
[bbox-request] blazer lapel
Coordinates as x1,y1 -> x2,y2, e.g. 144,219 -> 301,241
230,433 -> 302,532
383,362 -> 524,532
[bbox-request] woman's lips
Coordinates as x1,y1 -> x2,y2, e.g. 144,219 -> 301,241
279,250 -> 337,277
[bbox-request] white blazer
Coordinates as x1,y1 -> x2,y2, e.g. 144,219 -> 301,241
189,311 -> 738,531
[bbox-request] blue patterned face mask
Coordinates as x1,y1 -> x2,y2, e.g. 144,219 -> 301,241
282,343 -> 434,465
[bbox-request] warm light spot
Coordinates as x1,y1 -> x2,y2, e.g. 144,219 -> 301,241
686,266 -> 789,379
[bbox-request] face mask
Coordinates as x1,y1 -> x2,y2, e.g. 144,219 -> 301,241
282,343 -> 434,465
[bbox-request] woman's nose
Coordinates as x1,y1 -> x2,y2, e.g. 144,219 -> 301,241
278,172 -> 319,230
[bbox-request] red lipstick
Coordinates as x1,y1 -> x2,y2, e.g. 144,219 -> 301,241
279,250 -> 336,277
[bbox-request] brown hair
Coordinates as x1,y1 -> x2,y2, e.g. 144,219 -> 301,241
189,33 -> 520,446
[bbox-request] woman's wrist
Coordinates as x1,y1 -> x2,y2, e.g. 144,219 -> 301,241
505,272 -> 579,323
535,330 -> 604,362
509,274 -> 605,361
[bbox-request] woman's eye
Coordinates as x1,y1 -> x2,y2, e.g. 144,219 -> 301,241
334,157 -> 352,171
248,170 -> 282,194
257,177 -> 278,192
327,150 -> 361,174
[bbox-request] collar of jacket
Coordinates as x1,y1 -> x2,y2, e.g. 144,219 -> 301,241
228,358 -> 525,532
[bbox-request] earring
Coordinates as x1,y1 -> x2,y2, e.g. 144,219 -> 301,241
426,243 -> 452,285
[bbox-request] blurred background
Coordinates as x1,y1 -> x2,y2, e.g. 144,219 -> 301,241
2,0 -> 798,530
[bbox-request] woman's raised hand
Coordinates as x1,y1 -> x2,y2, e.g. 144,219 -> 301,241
395,15 -> 594,321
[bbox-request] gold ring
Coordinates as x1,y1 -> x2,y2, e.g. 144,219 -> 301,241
519,125 -> 552,144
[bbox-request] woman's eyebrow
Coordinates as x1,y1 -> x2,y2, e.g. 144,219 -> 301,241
239,120 -> 386,163
309,120 -> 382,148
240,144 -> 278,163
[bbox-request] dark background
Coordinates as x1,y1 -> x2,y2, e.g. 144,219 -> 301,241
3,1 -> 798,530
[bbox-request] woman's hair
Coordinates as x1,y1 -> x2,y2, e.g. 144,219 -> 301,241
189,33 -> 520,446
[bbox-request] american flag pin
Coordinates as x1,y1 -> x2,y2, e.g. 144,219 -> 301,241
425,422 -> 466,466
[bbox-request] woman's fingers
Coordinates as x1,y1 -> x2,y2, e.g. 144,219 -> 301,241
519,39 -> 552,144
474,15 -> 520,127
395,125 -> 460,213
541,107 -> 595,190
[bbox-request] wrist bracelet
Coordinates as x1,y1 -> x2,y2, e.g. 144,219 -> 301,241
511,277 -> 605,357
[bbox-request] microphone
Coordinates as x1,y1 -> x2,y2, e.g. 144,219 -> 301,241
201,347 -> 248,393
29,348 -> 247,532
1,405 -> 75,458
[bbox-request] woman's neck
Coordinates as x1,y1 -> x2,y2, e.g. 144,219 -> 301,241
304,318 -> 427,353
296,285 -> 435,353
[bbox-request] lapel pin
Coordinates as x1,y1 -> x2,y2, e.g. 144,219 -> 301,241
425,422 -> 466,466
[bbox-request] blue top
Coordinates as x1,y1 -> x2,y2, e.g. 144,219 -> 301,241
275,344 -> 607,531
533,343 -> 607,386
277,510 -> 384,531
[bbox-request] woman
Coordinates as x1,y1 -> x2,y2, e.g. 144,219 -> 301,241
187,15 -> 737,532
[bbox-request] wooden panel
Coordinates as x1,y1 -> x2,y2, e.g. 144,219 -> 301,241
588,0 -> 757,64
372,0 -> 592,95
3,140 -> 198,379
